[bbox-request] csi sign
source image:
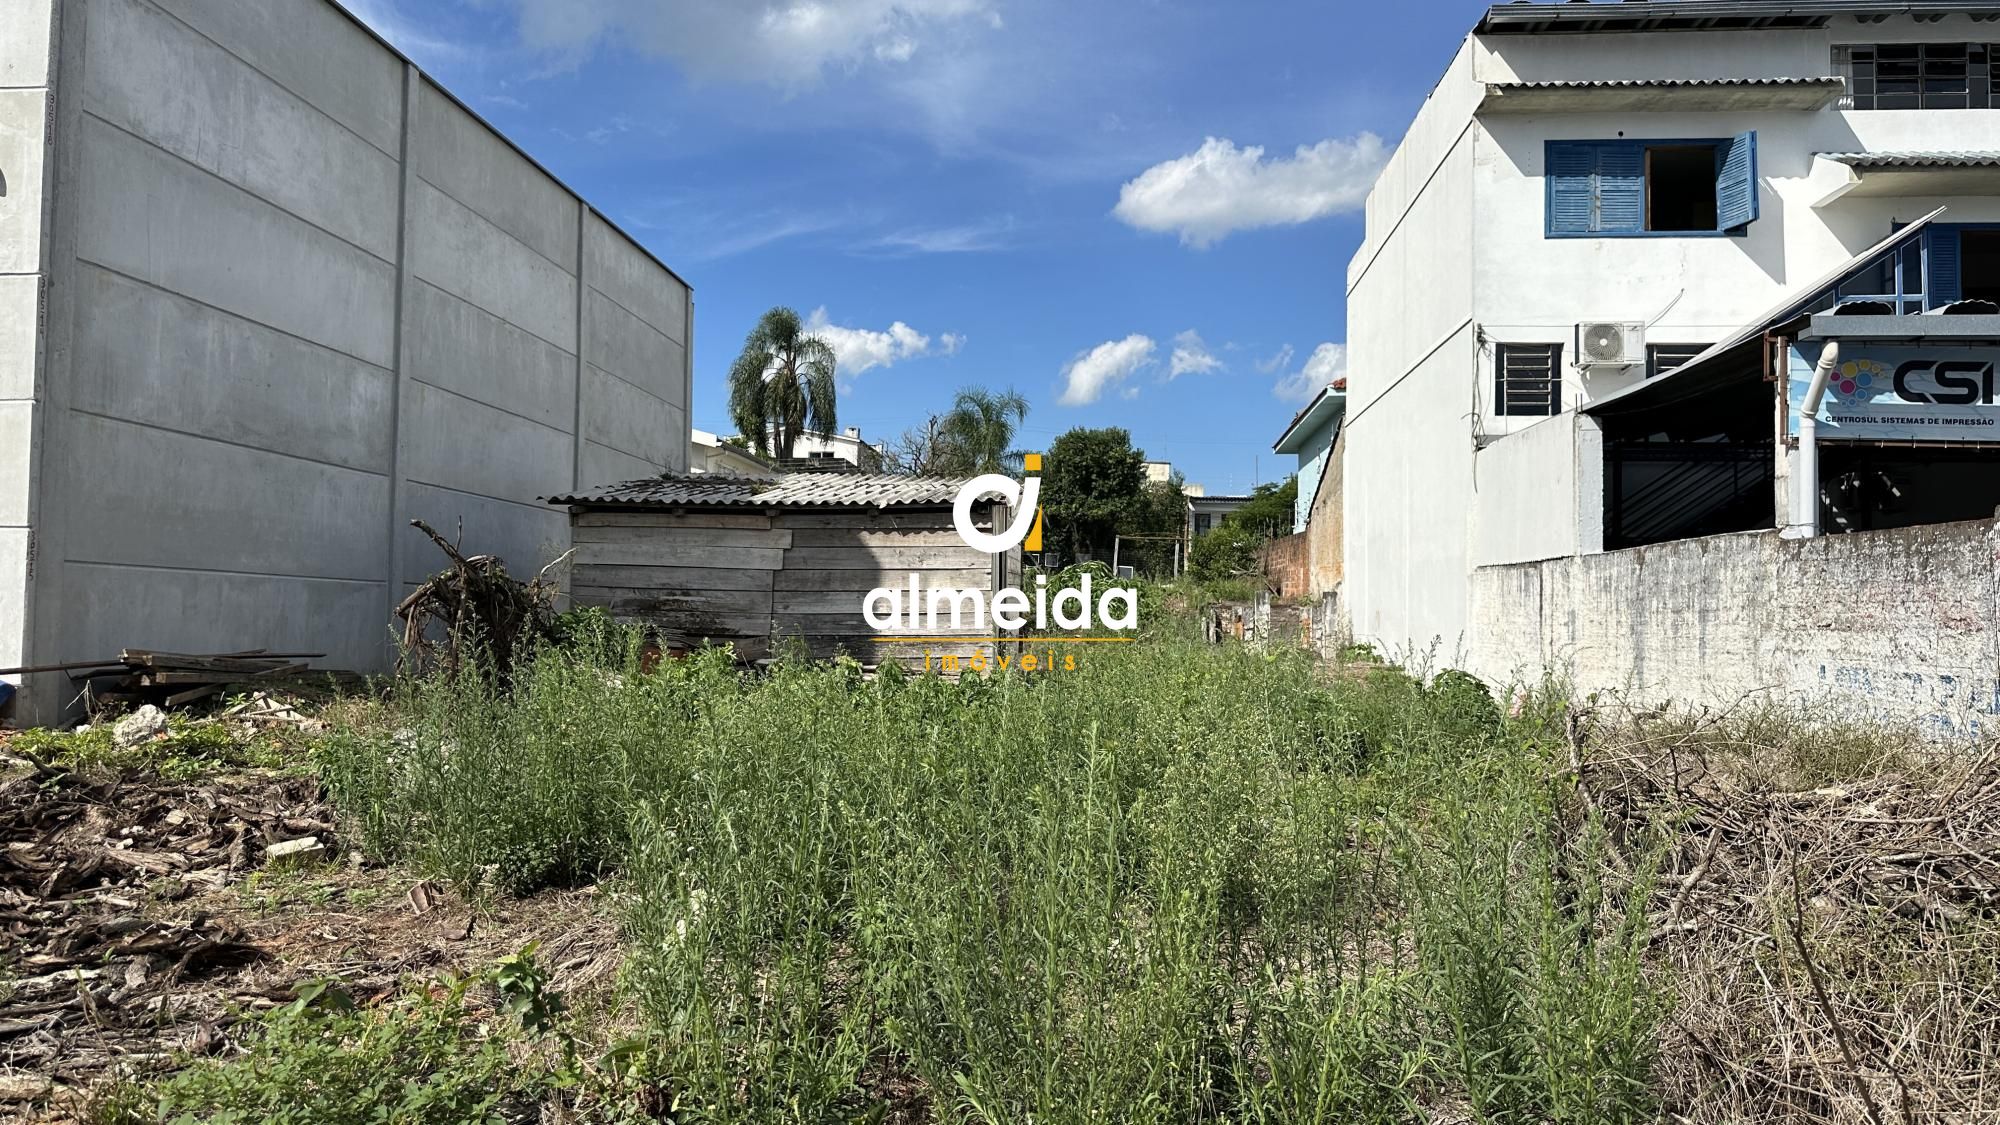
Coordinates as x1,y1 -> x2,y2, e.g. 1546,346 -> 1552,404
1789,347 -> 2000,442
1890,358 -> 1999,406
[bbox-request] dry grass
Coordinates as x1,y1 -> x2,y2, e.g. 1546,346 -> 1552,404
1575,700 -> 2000,1124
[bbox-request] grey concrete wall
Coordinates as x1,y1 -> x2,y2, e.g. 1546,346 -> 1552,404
3,0 -> 690,721
1468,521 -> 2000,740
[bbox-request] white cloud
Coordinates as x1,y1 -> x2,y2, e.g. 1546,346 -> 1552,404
1255,344 -> 1295,375
1113,134 -> 1389,248
505,0 -> 997,86
1167,330 -> 1222,379
861,216 -> 1016,255
805,307 -> 955,379
1273,343 -> 1346,404
343,0 -> 473,62
1060,334 -> 1156,406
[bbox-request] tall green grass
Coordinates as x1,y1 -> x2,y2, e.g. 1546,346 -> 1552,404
318,624 -> 1663,1123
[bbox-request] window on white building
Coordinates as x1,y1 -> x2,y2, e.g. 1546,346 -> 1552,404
1839,43 -> 1995,109
1495,343 -> 1562,417
1647,344 -> 1707,379
1546,135 -> 1758,237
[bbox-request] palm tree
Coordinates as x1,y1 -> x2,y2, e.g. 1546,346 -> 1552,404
727,307 -> 837,460
936,387 -> 1029,475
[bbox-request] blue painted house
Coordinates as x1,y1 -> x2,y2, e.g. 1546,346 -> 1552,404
1271,381 -> 1347,534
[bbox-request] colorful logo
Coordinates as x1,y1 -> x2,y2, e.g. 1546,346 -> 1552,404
1828,359 -> 1888,406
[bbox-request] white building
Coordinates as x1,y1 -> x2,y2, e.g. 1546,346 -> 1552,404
691,430 -> 774,476
762,425 -> 887,471
1345,0 -> 2000,668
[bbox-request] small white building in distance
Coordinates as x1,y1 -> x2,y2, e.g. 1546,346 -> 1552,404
763,426 -> 887,471
690,430 -> 774,477
1344,0 -> 2000,667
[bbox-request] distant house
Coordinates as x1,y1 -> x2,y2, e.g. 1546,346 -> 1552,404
691,429 -> 773,477
1142,460 -> 1175,485
1187,494 -> 1253,539
1272,382 -> 1347,535
1270,381 -> 1348,597
765,426 -> 888,471
548,473 -> 1020,665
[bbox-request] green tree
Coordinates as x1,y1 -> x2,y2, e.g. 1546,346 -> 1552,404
1123,475 -> 1189,577
727,307 -> 837,460
1230,476 -> 1299,539
1188,519 -> 1261,581
937,387 -> 1029,475
1041,427 -> 1145,562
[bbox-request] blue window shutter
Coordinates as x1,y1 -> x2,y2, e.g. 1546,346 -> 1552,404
1595,143 -> 1645,233
1547,142 -> 1597,235
1716,131 -> 1759,231
1928,226 -> 1963,305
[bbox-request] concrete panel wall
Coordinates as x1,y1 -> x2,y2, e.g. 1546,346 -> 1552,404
1468,522 -> 2000,740
3,0 -> 689,722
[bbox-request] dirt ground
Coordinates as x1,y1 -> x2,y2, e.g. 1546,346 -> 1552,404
0,734 -> 621,1123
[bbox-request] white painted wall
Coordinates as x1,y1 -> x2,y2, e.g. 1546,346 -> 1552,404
0,0 -> 52,698
1468,520 -> 2000,741
1343,40 -> 1481,662
2,0 -> 691,721
1345,13 -> 2000,664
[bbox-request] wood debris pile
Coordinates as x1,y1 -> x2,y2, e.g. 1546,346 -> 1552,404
0,649 -> 361,713
1576,712 -> 2000,1124
396,519 -> 561,680
0,760 -> 334,1087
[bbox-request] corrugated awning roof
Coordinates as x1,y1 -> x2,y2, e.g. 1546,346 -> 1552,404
547,473 -> 971,509
1481,76 -> 1846,112
1478,0 -> 2000,35
1821,151 -> 2000,168
1495,77 -> 1840,89
1584,208 -> 1945,417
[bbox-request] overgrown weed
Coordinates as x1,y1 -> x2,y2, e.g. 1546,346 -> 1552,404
314,624 -> 1661,1123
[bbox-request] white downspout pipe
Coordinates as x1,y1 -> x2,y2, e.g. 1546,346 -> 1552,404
1788,341 -> 1840,539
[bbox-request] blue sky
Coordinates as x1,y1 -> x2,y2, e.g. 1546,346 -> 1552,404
347,0 -> 1495,493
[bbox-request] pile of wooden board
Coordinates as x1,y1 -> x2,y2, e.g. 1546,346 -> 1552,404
0,650 -> 361,710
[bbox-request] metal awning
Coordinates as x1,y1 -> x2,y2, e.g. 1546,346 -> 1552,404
1479,77 -> 1845,115
1799,313 -> 2000,341
1583,207 -> 1945,418
1811,152 -> 2000,204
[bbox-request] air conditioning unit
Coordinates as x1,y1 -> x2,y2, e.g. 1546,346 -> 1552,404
1577,321 -> 1646,368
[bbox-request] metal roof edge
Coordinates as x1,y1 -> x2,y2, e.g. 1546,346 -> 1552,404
1478,0 -> 2000,35
1272,389 -> 1348,453
1582,207 -> 1945,416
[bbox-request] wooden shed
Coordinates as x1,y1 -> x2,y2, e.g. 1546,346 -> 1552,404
547,473 -> 1020,664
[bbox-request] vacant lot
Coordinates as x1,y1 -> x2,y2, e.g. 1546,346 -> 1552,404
6,614 -> 1997,1123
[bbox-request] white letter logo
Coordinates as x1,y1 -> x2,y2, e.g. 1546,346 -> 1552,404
953,474 -> 1041,554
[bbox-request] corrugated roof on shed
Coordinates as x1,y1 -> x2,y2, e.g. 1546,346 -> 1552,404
547,473 -> 971,509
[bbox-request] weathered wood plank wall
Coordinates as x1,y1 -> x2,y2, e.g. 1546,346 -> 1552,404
568,505 -> 1015,664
